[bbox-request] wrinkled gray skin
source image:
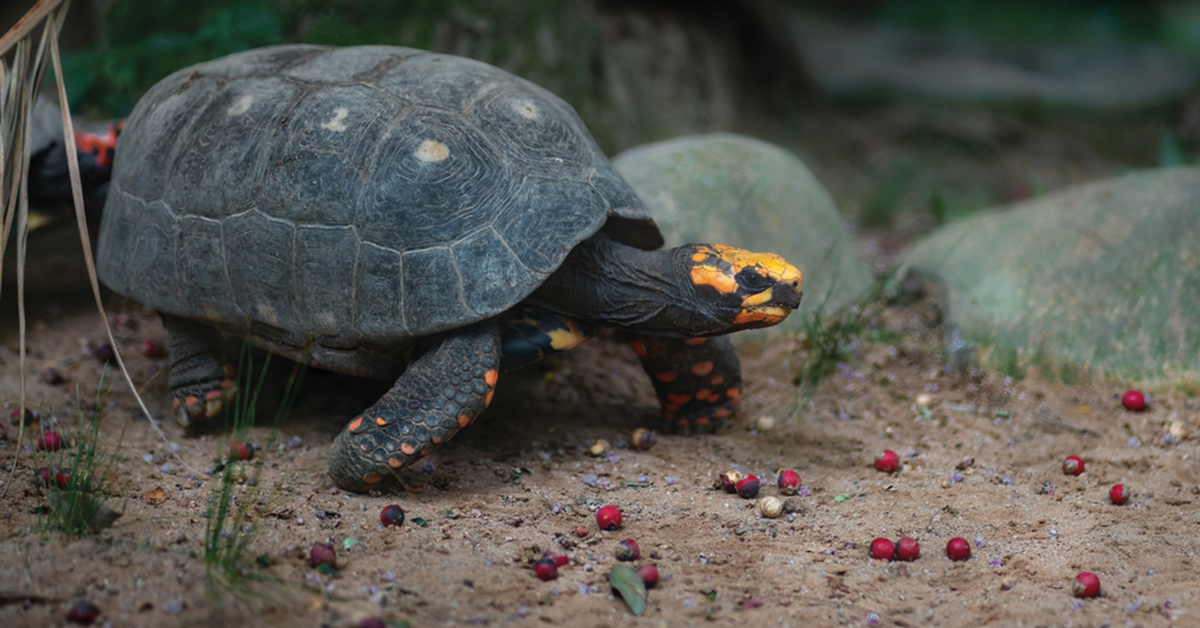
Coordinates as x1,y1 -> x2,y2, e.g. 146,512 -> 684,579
97,44 -> 664,377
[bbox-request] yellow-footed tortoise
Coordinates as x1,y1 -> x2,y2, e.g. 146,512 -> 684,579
95,45 -> 804,492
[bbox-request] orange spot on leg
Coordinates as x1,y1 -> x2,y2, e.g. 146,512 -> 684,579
684,337 -> 708,346
710,376 -> 724,385
484,369 -> 498,386
691,361 -> 715,377
400,443 -> 416,455
485,390 -> 495,406
714,408 -> 730,418
376,417 -> 387,426
629,340 -> 647,357
348,417 -> 363,432
458,415 -> 471,427
656,371 -> 678,383
726,387 -> 742,402
388,458 -> 403,468
363,473 -> 383,484
695,389 -> 713,401
666,392 -> 692,405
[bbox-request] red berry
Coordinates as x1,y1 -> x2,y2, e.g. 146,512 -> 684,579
574,525 -> 589,538
1062,455 -> 1085,476
309,542 -> 337,568
56,468 -> 73,491
380,504 -> 405,527
542,551 -> 569,567
38,430 -> 64,451
896,536 -> 920,561
67,600 -> 100,625
615,538 -> 640,562
735,474 -> 761,498
869,537 -> 895,560
639,563 -> 660,588
359,618 -> 386,628
142,338 -> 165,358
874,449 -> 899,473
718,470 -> 743,493
228,441 -> 254,461
35,466 -> 53,487
596,504 -> 622,531
1073,572 -> 1101,598
533,557 -> 558,581
1121,390 -> 1146,412
777,470 -> 801,495
1109,484 -> 1129,505
946,537 -> 971,561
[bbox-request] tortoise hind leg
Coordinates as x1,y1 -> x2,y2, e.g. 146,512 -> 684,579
329,321 -> 502,492
161,314 -> 236,429
626,333 -> 742,435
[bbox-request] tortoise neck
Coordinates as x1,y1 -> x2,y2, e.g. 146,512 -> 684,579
526,234 -> 699,335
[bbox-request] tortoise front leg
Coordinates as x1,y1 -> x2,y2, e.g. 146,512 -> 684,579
328,321 -> 502,492
161,314 -> 236,429
626,333 -> 742,435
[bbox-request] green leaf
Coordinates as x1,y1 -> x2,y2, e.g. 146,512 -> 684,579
343,536 -> 358,550
834,494 -> 849,503
411,517 -> 428,527
608,564 -> 647,616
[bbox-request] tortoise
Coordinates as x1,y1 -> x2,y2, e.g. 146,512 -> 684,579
95,45 -> 804,492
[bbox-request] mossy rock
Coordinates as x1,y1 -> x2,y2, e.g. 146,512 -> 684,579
901,167 -> 1200,389
613,134 -> 876,338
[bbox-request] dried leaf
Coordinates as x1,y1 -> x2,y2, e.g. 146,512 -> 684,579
608,563 -> 647,616
142,487 -> 167,505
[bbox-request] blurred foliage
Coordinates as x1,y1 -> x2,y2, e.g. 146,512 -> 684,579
870,0 -> 1173,47
60,0 -> 605,125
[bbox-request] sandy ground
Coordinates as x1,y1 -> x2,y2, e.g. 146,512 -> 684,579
0,247 -> 1197,628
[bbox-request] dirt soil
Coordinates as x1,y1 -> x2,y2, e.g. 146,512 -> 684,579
1,246 -> 1197,628
1,100 -> 1198,627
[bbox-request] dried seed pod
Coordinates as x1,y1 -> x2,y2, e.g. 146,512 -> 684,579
758,496 -> 783,518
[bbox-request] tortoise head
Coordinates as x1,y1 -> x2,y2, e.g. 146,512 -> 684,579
677,243 -> 803,336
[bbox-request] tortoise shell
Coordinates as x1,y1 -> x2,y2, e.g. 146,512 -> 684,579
97,45 -> 661,374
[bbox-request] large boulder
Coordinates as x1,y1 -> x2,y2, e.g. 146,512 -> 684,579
901,167 -> 1200,388
614,134 -> 876,336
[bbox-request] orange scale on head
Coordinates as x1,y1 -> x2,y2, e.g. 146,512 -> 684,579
363,473 -> 383,484
458,415 -> 471,428
400,442 -> 417,455
387,458 -> 403,469
348,417 -> 364,432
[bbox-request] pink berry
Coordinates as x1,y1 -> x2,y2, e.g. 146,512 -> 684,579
875,449 -> 899,473
533,558 -> 558,581
1062,455 -> 1085,476
735,475 -> 761,498
380,504 -> 405,527
946,537 -> 971,561
228,441 -> 254,461
56,468 -> 73,491
309,542 -> 337,568
1073,572 -> 1101,598
542,551 -> 569,567
639,563 -> 660,588
718,470 -> 743,493
38,430 -> 64,451
896,536 -> 920,561
35,466 -> 53,487
869,537 -> 895,560
67,600 -> 100,625
596,504 -> 622,531
1109,484 -> 1129,505
777,470 -> 801,495
1121,390 -> 1146,412
615,538 -> 640,562
142,338 -> 165,358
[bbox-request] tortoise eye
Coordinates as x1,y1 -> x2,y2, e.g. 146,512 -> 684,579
735,267 -> 772,292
